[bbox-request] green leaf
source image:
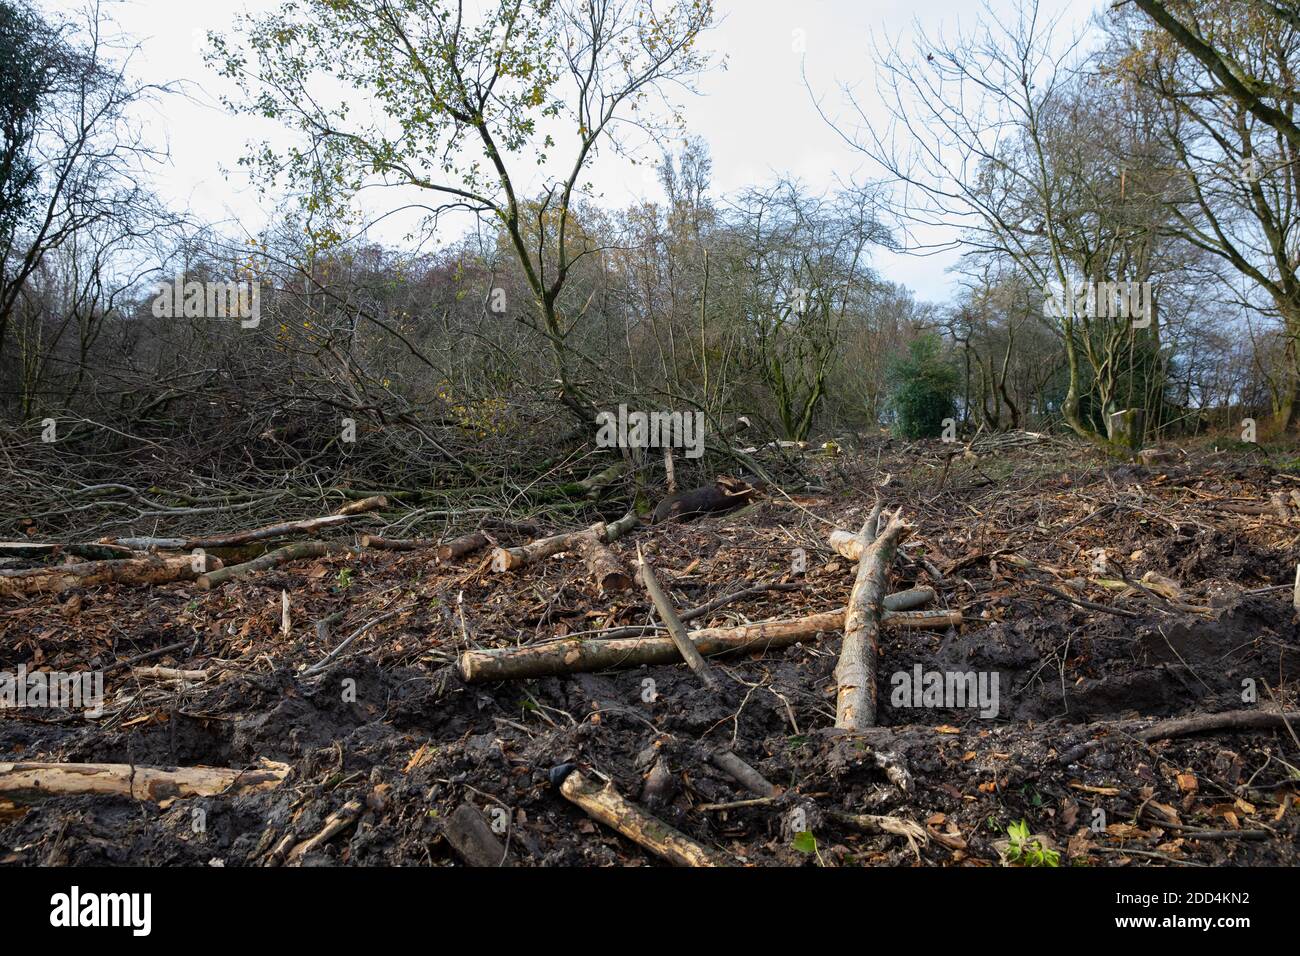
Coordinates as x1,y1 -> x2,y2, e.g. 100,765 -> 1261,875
792,831 -> 817,854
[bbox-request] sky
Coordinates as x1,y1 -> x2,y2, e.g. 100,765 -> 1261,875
42,0 -> 1103,303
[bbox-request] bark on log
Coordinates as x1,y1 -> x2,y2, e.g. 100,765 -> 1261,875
492,523 -> 602,572
0,541 -> 137,562
444,803 -> 510,866
0,553 -> 221,599
131,666 -> 208,681
0,760 -> 290,803
459,607 -> 959,682
1058,708 -> 1300,765
709,750 -> 778,797
196,540 -> 345,590
559,769 -> 723,866
637,545 -> 717,688
491,514 -> 637,585
105,500 -> 384,552
836,511 -> 911,731
285,799 -> 363,865
359,534 -> 438,552
577,462 -> 624,497
334,495 -> 389,516
579,534 -> 633,593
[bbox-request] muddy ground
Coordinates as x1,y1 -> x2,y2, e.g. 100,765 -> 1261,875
2,436 -> 1298,866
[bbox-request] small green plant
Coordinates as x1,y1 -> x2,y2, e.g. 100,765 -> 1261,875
336,568 -> 353,589
1004,819 -> 1060,867
791,830 -> 824,865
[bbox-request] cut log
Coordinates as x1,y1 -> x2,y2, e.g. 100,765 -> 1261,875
334,495 -> 389,516
196,540 -> 346,590
637,545 -> 717,688
359,534 -> 438,552
579,533 -> 633,593
559,769 -> 722,866
836,510 -> 911,731
458,607 -> 959,683
491,513 -> 638,584
0,553 -> 221,599
0,759 -> 290,803
493,523 -> 602,572
132,666 -> 208,681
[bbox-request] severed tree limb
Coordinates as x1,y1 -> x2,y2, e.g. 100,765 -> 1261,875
333,495 -> 389,516
359,534 -> 438,552
196,541 -> 348,590
459,607 -> 959,683
1058,708 -> 1300,765
0,553 -> 221,599
104,497 -> 386,552
492,514 -> 637,594
132,666 -> 208,681
637,544 -> 717,688
836,510 -> 911,731
0,759 -> 290,803
579,533 -> 633,593
285,799 -> 364,866
493,523 -> 603,572
709,750 -> 778,798
558,769 -> 723,866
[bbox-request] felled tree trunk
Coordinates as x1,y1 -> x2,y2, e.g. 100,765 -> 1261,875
459,606 -> 958,682
0,759 -> 290,803
196,541 -> 345,590
0,553 -> 221,599
835,510 -> 911,731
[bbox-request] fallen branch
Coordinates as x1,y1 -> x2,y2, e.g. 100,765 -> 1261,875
285,799 -> 364,865
359,534 -> 438,552
558,769 -> 723,866
197,540 -> 348,590
0,553 -> 221,599
0,759 -> 290,803
1058,708 -> 1300,765
637,544 -> 718,688
709,750 -> 778,798
458,606 -> 959,683
131,666 -> 208,681
836,509 -> 911,731
105,497 -> 386,552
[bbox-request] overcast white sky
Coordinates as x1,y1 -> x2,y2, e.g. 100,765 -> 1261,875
44,0 -> 1102,303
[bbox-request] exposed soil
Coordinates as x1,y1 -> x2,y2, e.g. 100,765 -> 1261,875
2,437 -> 1298,867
